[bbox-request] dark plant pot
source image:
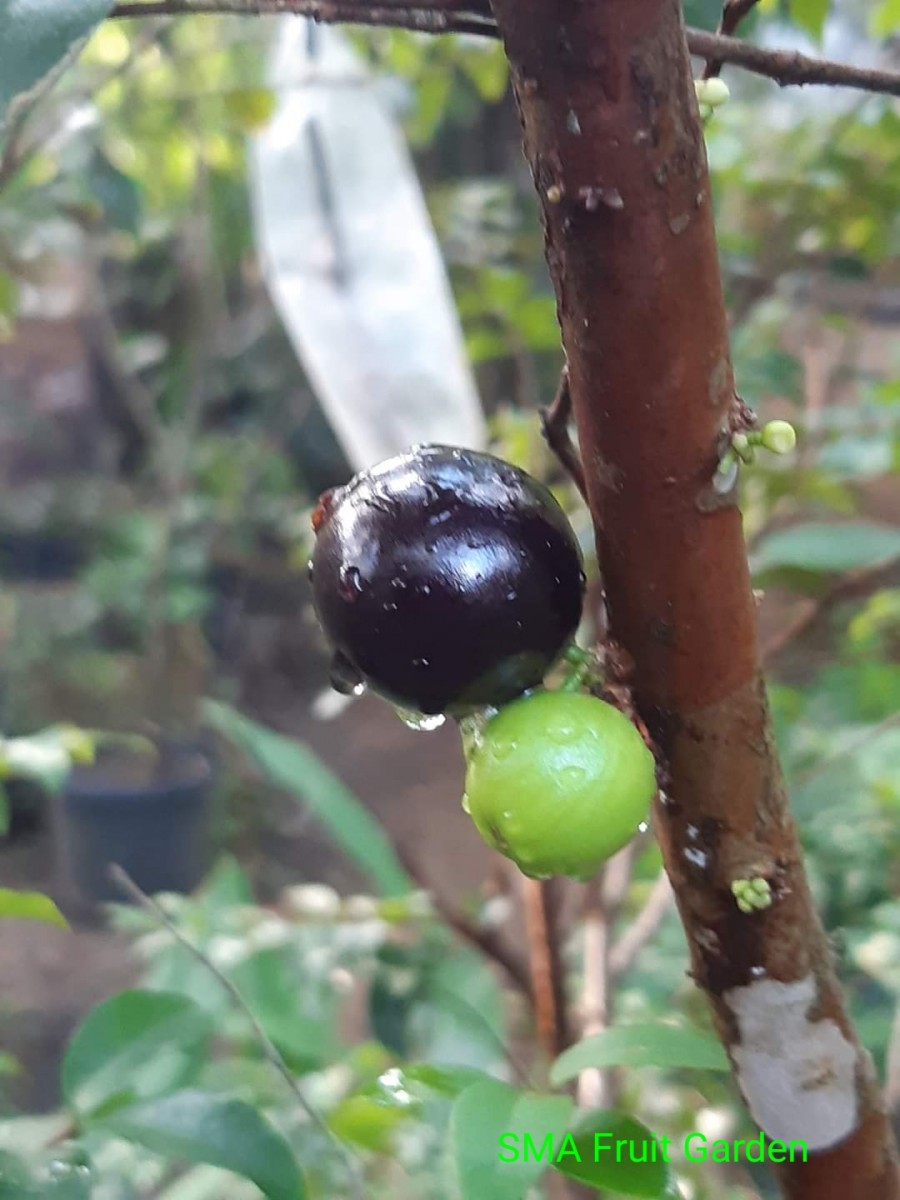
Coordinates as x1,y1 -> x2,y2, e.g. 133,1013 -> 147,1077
0,529 -> 90,581
58,744 -> 215,905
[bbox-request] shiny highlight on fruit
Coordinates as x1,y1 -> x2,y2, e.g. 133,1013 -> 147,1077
309,445 -> 585,715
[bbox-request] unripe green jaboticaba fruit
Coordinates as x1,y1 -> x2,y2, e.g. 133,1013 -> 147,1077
309,445 -> 585,715
464,690 -> 656,880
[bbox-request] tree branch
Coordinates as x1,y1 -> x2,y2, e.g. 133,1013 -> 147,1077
703,0 -> 761,80
577,844 -> 635,1109
394,842 -> 532,997
111,0 -> 498,36
760,555 -> 900,664
521,876 -> 572,1060
609,869 -> 674,978
110,0 -> 900,98
688,28 -> 900,97
540,369 -> 588,503
488,1 -> 900,1197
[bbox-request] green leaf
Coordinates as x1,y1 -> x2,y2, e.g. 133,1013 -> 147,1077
0,1050 -> 19,1078
328,1093 -> 411,1151
0,1149 -> 34,1196
0,1 -> 116,127
751,522 -> 900,576
88,149 -> 141,234
402,1063 -> 490,1097
552,1109 -> 674,1197
204,701 -> 411,896
549,1024 -> 728,1088
99,1090 -> 305,1200
871,0 -> 900,36
229,949 -> 338,1070
0,887 -> 68,928
223,86 -> 277,131
0,272 -> 18,338
63,991 -> 214,1117
451,1080 -> 573,1200
789,0 -> 830,38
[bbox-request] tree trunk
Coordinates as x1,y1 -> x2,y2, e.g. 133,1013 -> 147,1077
486,1 -> 900,1196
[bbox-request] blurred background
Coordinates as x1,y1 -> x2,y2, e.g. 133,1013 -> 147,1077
1,0 -> 900,1196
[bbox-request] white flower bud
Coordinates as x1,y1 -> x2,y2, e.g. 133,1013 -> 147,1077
283,883 -> 342,919
694,77 -> 730,108
343,894 -> 379,921
761,420 -> 797,455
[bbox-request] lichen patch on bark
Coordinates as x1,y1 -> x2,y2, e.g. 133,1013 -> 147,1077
726,974 -> 858,1150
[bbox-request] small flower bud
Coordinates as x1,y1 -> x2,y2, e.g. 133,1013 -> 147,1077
343,894 -> 379,921
760,420 -> 797,455
694,78 -> 730,108
283,883 -> 342,919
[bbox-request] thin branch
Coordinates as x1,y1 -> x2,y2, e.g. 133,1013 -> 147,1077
703,0 -> 761,79
540,369 -> 588,503
791,709 -> 900,790
108,864 -> 364,1196
687,28 -> 900,97
521,876 -> 572,1060
760,555 -> 900,664
577,881 -> 611,1110
111,0 -> 498,37
394,842 -> 532,997
576,843 -> 635,1109
609,870 -> 674,978
887,1003 -> 900,1140
0,39 -> 87,189
109,1 -> 900,99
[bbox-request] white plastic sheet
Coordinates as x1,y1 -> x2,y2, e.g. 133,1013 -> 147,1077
249,19 -> 487,471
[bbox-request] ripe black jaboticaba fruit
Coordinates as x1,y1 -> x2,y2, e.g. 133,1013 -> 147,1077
309,444 -> 585,715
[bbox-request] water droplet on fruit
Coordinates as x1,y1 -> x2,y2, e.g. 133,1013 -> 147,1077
383,601 -> 398,612
339,565 -> 364,600
562,765 -> 586,786
461,792 -> 471,813
684,846 -> 708,869
396,707 -> 445,732
391,576 -> 408,591
750,964 -> 767,979
421,584 -> 432,596
330,651 -> 366,696
307,560 -> 315,581
506,589 -> 517,601
491,740 -> 517,761
411,657 -> 430,669
638,820 -> 649,833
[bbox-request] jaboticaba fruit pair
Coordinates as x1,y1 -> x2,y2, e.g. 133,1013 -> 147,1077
309,444 -> 656,880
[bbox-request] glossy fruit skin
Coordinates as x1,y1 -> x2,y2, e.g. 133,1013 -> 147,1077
309,445 -> 585,715
464,690 -> 656,880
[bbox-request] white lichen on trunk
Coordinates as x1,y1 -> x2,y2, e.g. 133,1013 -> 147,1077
725,974 -> 859,1150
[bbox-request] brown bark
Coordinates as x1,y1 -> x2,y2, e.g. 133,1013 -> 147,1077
486,1 -> 900,1197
